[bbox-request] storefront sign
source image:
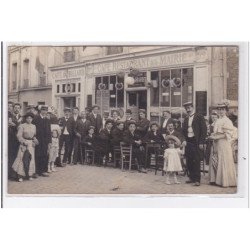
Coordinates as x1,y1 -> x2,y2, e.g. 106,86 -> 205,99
87,50 -> 207,75
52,67 -> 85,79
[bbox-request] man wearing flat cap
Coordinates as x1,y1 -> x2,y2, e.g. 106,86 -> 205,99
89,105 -> 103,135
57,107 -> 75,166
32,105 -> 51,177
182,101 -> 207,186
124,109 -> 133,130
136,109 -> 150,138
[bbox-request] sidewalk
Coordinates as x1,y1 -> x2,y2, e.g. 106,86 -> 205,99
8,164 -> 237,195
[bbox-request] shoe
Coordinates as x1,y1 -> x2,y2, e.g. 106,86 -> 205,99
51,167 -> 57,172
56,164 -> 63,167
209,182 -> 216,186
174,179 -> 181,184
47,169 -> 52,173
62,163 -> 67,167
165,180 -> 171,185
18,178 -> 23,182
186,180 -> 194,184
28,177 -> 34,181
40,173 -> 50,177
138,168 -> 147,174
193,182 -> 200,186
32,174 -> 38,178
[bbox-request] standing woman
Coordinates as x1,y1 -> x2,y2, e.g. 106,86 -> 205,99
209,102 -> 237,187
12,113 -> 39,182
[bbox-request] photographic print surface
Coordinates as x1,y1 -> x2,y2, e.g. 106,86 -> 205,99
6,45 -> 239,195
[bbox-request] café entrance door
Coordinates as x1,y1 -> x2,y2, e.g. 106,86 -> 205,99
62,97 -> 76,111
126,90 -> 147,121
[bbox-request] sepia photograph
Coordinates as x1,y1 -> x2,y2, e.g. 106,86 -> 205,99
5,44 -> 241,195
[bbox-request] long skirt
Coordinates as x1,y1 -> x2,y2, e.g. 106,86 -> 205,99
209,138 -> 237,187
12,141 -> 36,177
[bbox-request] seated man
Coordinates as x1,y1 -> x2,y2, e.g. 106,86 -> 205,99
143,122 -> 165,168
97,119 -> 113,164
82,126 -> 97,164
111,121 -> 125,147
123,120 -> 146,173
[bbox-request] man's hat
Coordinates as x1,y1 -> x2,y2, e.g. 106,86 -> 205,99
40,105 -> 48,111
139,109 -> 146,114
92,105 -> 100,110
127,120 -> 137,126
216,103 -> 228,109
88,126 -> 95,131
165,135 -> 181,147
183,101 -> 193,107
64,107 -> 71,112
125,109 -> 132,114
72,106 -> 79,110
27,104 -> 36,109
85,107 -> 91,112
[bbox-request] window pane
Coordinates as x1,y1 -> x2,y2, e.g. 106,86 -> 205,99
170,69 -> 182,107
160,70 -> 171,107
182,68 -> 193,104
150,71 -> 159,106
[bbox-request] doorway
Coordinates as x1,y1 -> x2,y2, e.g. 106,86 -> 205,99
127,90 -> 147,120
62,97 -> 76,110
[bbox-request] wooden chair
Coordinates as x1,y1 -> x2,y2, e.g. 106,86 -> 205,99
120,142 -> 135,171
155,147 -> 165,176
84,149 -> 95,165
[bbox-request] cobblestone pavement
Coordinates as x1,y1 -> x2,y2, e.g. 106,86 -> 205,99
7,164 -> 237,195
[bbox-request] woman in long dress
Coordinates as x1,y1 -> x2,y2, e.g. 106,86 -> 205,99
12,112 -> 39,182
208,103 -> 237,187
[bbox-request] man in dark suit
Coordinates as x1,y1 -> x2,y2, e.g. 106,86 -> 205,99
97,119 -> 113,164
160,110 -> 174,134
124,109 -> 133,130
88,105 -> 103,135
143,122 -> 165,168
136,109 -> 150,138
33,105 -> 51,177
182,101 -> 207,186
71,107 -> 81,165
111,121 -> 125,146
75,111 -> 91,164
123,120 -> 146,173
58,107 -> 75,166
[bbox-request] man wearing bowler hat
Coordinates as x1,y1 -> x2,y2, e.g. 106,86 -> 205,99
32,105 -> 51,177
89,105 -> 103,135
57,107 -> 75,166
182,101 -> 207,186
124,109 -> 133,130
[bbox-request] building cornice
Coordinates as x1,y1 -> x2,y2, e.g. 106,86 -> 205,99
18,85 -> 52,92
49,46 -> 197,71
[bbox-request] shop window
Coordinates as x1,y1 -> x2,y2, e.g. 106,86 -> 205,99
57,85 -> 60,93
150,71 -> 160,106
182,68 -> 193,104
95,75 -> 124,108
106,46 -> 123,55
170,69 -> 182,107
160,70 -> 171,107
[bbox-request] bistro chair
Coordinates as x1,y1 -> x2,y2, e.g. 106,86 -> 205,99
84,149 -> 95,165
120,142 -> 138,171
155,147 -> 165,176
113,145 -> 121,168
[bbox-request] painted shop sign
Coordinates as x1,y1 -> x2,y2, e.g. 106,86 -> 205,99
87,49 -> 208,75
52,67 -> 85,79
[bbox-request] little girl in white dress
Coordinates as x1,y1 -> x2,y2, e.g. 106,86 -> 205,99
163,135 -> 184,185
47,130 -> 59,173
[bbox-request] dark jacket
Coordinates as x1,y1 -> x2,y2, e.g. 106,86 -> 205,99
143,130 -> 165,144
160,117 -> 174,133
123,130 -> 142,148
75,119 -> 91,140
83,134 -> 97,149
111,127 -> 124,146
166,130 -> 185,143
96,128 -> 112,153
182,113 -> 207,144
136,118 -> 150,138
88,113 -> 103,134
58,116 -> 75,136
33,115 -> 51,156
124,117 -> 133,130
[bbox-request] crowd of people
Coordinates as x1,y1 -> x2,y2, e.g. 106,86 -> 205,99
8,100 -> 238,188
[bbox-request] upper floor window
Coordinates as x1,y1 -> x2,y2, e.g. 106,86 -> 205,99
106,46 -> 123,55
64,50 -> 75,62
12,63 -> 18,90
23,59 -> 29,88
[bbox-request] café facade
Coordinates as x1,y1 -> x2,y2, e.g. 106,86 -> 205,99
50,46 -> 238,122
